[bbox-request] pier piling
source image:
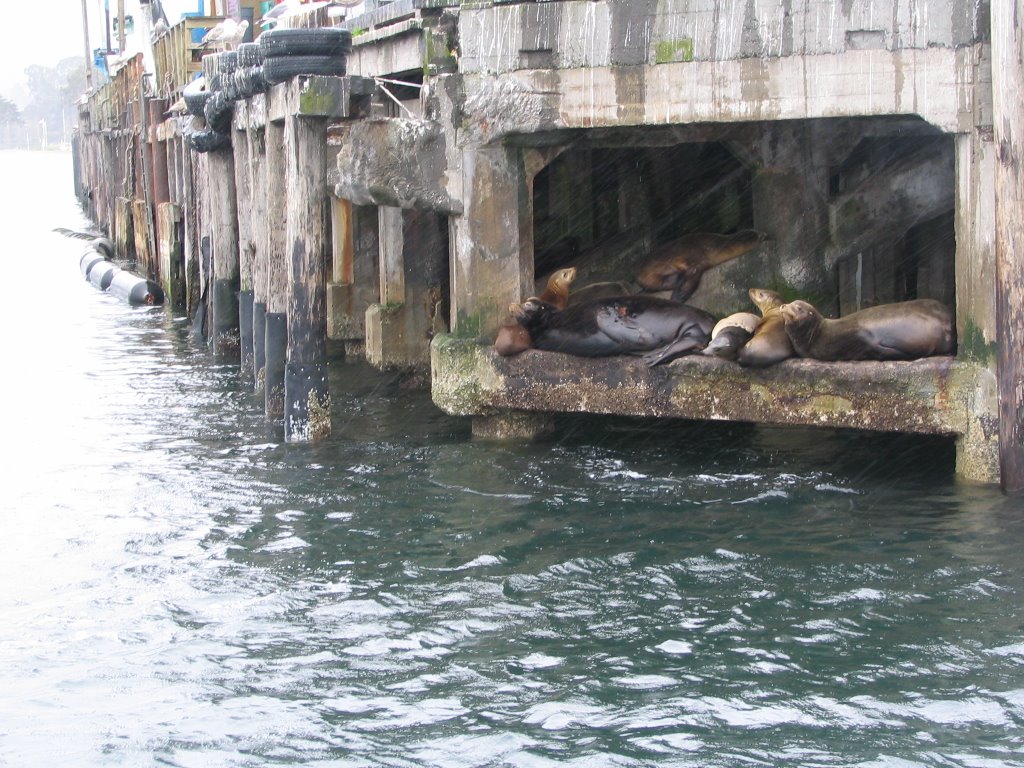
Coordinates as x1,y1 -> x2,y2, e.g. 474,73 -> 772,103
264,119 -> 288,421
284,113 -> 332,442
991,0 -> 1024,492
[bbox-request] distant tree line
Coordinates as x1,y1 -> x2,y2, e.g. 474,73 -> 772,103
1,57 -> 87,149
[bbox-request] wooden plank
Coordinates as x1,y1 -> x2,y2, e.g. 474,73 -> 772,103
991,0 -> 1024,492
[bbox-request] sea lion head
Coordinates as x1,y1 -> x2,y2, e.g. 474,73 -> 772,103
552,266 -> 577,287
540,267 -> 578,310
748,288 -> 785,315
779,300 -> 819,328
515,297 -> 559,332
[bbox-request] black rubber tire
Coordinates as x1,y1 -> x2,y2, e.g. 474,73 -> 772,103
222,71 -> 241,101
235,66 -> 267,98
187,129 -> 231,154
237,41 -> 262,67
183,89 -> 211,117
204,90 -> 234,133
258,28 -> 352,58
262,54 -> 346,85
218,50 -> 239,75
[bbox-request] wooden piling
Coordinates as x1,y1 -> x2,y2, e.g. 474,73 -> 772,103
233,125 -> 255,384
264,120 -> 288,420
991,0 -> 1024,492
249,126 -> 268,392
284,114 -> 332,442
207,146 -> 240,358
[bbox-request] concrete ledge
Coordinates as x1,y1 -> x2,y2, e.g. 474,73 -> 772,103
430,335 -> 987,437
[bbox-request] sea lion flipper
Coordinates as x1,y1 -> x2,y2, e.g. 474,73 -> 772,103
643,336 -> 706,367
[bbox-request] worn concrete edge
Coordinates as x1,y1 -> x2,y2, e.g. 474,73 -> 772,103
430,335 -> 987,437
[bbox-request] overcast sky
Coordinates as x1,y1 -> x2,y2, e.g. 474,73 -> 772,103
0,0 -> 200,106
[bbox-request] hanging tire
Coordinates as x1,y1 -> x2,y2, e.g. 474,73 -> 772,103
262,55 -> 346,85
237,41 -> 262,67
204,90 -> 234,133
222,71 -> 242,101
235,66 -> 267,98
183,89 -> 211,117
218,50 -> 239,75
187,129 -> 231,154
258,28 -> 352,58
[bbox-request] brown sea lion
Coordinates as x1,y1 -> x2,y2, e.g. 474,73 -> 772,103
636,230 -> 768,303
514,295 -> 714,367
779,298 -> 956,361
703,311 -> 761,361
535,267 -> 578,310
496,269 -> 577,355
495,303 -> 534,356
736,288 -> 795,367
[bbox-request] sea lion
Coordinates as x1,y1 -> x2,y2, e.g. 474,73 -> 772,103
514,294 -> 714,367
536,267 -> 577,310
703,311 -> 761,361
635,230 -> 768,303
495,309 -> 534,356
495,269 -> 577,355
566,280 -> 637,307
779,298 -> 956,361
736,287 -> 795,367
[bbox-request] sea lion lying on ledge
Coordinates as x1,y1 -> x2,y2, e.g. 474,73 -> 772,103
736,287 -> 795,367
505,295 -> 714,367
780,298 -> 955,361
635,230 -> 768,303
494,268 -> 577,355
702,311 -> 760,361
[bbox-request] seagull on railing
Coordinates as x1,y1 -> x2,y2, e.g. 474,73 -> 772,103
201,18 -> 249,50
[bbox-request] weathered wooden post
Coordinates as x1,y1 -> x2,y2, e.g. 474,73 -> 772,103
233,121 -> 255,384
249,126 -> 268,393
264,119 -> 288,420
991,0 -> 1024,492
208,145 -> 240,359
264,74 -> 371,439
283,110 -> 331,442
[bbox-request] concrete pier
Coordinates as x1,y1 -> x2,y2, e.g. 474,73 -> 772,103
71,1 -> 1018,484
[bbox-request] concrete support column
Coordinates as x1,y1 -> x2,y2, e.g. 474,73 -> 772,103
742,123 -> 833,315
233,126 -> 255,384
992,0 -> 1024,491
953,130 -> 999,483
208,146 -> 240,359
283,114 -> 332,442
366,206 -> 448,370
327,199 -> 380,345
450,145 -> 532,340
265,120 -> 288,420
472,411 -> 555,441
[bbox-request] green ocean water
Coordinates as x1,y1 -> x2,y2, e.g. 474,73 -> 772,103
0,150 -> 1022,767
